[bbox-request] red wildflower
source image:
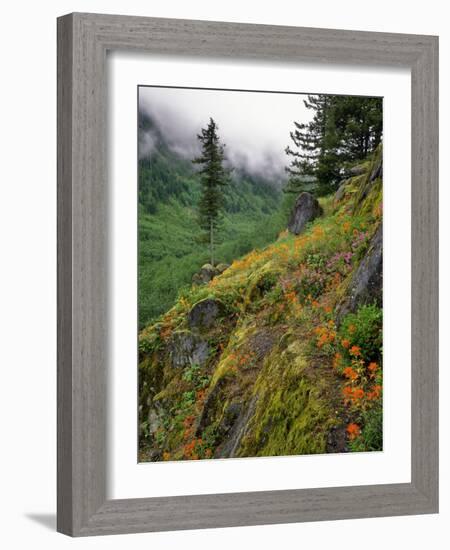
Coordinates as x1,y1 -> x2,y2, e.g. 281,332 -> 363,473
346,423 -> 361,440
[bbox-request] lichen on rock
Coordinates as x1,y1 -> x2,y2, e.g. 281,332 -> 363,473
188,298 -> 226,331
168,330 -> 210,368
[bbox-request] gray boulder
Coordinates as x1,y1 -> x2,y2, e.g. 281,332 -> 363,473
192,263 -> 230,285
215,396 -> 258,458
192,263 -> 217,285
334,179 -> 349,203
337,224 -> 382,322
168,330 -> 210,368
215,262 -> 230,274
188,298 -> 225,331
348,163 -> 367,176
287,192 -> 323,235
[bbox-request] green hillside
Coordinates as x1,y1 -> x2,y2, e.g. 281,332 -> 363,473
138,113 -> 288,328
138,146 -> 383,460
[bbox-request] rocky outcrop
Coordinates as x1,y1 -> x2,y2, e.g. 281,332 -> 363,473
188,298 -> 226,331
192,264 -> 216,285
168,330 -> 210,368
354,146 -> 383,212
347,162 -> 369,177
215,396 -> 258,458
216,263 -> 230,274
287,192 -> 323,235
334,179 -> 350,204
192,263 -> 230,285
337,224 -> 382,322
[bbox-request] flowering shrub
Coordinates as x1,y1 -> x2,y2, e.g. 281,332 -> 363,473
314,322 -> 337,354
339,304 -> 382,363
332,306 -> 383,451
295,264 -> 329,301
325,251 -> 353,276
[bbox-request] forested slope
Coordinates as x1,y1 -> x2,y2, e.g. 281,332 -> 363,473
138,112 -> 288,327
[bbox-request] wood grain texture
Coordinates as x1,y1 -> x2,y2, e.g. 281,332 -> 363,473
57,12 -> 439,537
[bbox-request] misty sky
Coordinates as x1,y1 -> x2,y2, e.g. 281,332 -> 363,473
138,86 -> 314,182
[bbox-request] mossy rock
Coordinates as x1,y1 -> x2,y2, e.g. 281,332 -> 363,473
287,192 -> 323,235
336,223 -> 382,323
167,330 -> 210,368
216,263 -> 230,274
353,144 -> 382,213
237,341 -> 337,457
244,261 -> 279,306
188,298 -> 226,332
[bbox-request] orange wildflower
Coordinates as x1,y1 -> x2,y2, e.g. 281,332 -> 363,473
317,333 -> 328,348
162,452 -> 171,461
343,366 -> 358,381
342,386 -> 364,404
352,387 -> 364,400
343,386 -> 353,396
368,362 -> 378,376
183,415 -> 195,428
285,290 -> 297,302
341,339 -> 350,349
349,345 -> 361,357
367,384 -> 382,400
346,423 -> 361,440
348,324 -> 356,334
342,221 -> 351,233
196,389 -> 206,403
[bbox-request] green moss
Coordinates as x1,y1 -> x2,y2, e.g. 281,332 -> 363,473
238,340 -> 337,457
353,144 -> 383,214
243,260 -> 279,308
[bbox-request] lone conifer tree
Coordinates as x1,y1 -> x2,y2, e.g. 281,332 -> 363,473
192,118 -> 228,266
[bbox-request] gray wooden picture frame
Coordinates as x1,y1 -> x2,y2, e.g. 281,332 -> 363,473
57,12 -> 439,537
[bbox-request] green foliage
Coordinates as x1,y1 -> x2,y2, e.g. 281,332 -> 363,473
182,363 -> 211,389
285,94 -> 382,196
239,340 -> 336,457
349,403 -> 383,452
339,304 -> 383,362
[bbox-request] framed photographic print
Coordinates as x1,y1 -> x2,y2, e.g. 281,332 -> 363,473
57,13 -> 438,536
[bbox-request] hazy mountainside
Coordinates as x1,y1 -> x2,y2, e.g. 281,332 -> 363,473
138,145 -> 383,460
138,112 -> 288,328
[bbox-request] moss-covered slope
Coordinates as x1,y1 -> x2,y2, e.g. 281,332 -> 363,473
138,146 -> 383,461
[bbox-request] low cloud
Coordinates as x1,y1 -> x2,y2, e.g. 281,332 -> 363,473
138,86 -> 312,183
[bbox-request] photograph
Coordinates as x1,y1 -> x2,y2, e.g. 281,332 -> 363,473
138,86 -> 383,462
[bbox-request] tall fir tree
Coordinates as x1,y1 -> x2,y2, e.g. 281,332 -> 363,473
192,118 -> 228,266
285,95 -> 382,196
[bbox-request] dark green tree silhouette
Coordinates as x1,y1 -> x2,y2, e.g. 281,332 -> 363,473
192,118 -> 228,266
285,95 -> 382,196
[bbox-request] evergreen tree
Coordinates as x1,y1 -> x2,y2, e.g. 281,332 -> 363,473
285,95 -> 382,196
192,118 -> 228,266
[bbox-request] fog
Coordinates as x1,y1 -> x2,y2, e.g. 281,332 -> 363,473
138,86 -> 313,182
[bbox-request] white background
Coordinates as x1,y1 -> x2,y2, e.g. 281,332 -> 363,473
109,54 -> 411,499
0,1 -> 447,549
